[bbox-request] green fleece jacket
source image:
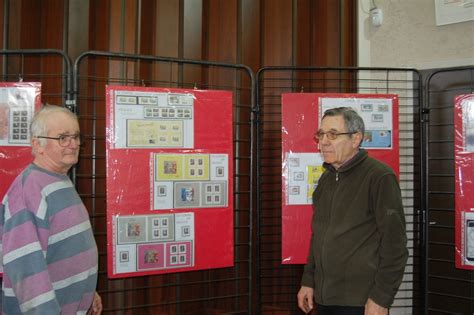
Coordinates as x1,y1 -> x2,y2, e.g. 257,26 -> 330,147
301,149 -> 408,308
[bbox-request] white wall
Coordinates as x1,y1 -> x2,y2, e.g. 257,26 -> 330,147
358,0 -> 474,69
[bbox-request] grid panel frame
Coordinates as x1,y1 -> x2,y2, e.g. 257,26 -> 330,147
424,67 -> 474,315
0,49 -> 72,106
256,67 -> 422,314
73,51 -> 254,314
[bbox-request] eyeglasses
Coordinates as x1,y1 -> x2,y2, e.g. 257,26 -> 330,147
35,134 -> 82,147
313,130 -> 357,141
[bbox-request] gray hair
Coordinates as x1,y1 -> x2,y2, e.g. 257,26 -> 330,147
31,105 -> 78,147
322,107 -> 365,136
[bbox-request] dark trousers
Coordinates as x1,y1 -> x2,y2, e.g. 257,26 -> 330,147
316,304 -> 365,315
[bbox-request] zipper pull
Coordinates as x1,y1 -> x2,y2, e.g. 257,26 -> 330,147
336,172 -> 339,181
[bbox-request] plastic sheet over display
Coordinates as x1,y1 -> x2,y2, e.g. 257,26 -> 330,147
281,93 -> 400,264
454,94 -> 474,269
105,86 -> 234,278
0,82 -> 42,200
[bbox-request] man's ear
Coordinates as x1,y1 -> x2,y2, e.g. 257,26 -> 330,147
31,137 -> 44,154
352,132 -> 363,148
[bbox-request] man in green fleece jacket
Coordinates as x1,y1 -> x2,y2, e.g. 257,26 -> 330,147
297,107 -> 408,315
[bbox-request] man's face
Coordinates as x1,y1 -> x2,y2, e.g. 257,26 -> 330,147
317,115 -> 361,169
33,111 -> 80,174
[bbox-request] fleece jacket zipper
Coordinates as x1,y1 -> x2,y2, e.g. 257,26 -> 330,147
320,169 -> 340,303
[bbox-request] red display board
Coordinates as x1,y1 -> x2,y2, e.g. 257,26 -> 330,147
454,94 -> 474,269
281,93 -> 399,264
0,82 -> 42,200
106,86 -> 234,278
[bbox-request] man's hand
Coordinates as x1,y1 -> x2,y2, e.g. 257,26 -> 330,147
297,286 -> 314,313
87,292 -> 103,315
365,298 -> 387,315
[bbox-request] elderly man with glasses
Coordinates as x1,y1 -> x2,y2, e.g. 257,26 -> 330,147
297,107 -> 408,315
0,105 -> 102,314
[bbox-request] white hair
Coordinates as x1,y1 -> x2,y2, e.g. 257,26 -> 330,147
30,104 -> 78,152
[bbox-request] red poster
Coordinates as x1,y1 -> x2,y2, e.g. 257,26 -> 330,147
454,94 -> 474,269
106,86 -> 234,278
0,82 -> 42,200
281,93 -> 399,264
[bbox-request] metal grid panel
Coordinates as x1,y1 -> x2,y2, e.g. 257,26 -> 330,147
424,67 -> 474,315
73,51 -> 254,314
0,49 -> 71,105
256,67 -> 421,314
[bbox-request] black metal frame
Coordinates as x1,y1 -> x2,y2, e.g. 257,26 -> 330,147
255,66 -> 422,314
0,49 -> 72,102
72,51 -> 255,314
423,66 -> 474,315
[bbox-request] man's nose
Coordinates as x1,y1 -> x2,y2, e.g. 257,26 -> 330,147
68,138 -> 80,148
319,134 -> 331,145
